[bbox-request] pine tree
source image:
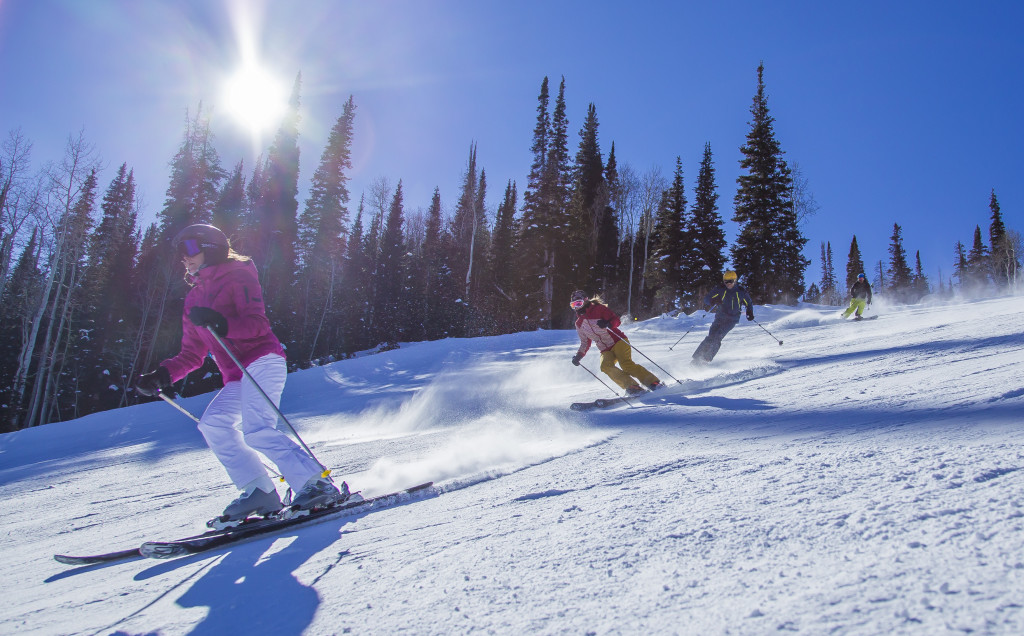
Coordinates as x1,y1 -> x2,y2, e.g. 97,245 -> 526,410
819,241 -> 837,305
887,223 -> 913,302
646,157 -> 688,313
690,143 -> 726,311
517,76 -> 572,328
988,189 -> 1018,287
338,197 -> 373,354
966,225 -> 990,291
489,180 -> 519,333
421,187 -> 460,340
373,182 -> 407,348
296,97 -> 356,363
79,164 -> 140,411
731,63 -> 808,304
567,103 -> 605,290
912,250 -> 929,300
593,144 -> 620,296
953,241 -> 968,290
213,161 -> 246,241
845,235 -> 866,292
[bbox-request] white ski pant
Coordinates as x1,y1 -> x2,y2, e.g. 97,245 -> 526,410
197,354 -> 321,492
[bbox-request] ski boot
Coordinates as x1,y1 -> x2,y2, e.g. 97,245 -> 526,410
289,477 -> 350,513
208,482 -> 283,529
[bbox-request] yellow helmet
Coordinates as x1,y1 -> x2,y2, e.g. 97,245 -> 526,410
723,270 -> 738,282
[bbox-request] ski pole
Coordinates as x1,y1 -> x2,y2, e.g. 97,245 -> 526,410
668,307 -> 715,351
753,319 -> 783,346
627,342 -> 681,384
158,391 -> 285,482
577,362 -> 637,408
205,326 -> 332,479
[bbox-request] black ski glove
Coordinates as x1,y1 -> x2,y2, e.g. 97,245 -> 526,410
596,319 -> 610,329
189,306 -> 228,337
746,308 -> 755,321
136,366 -> 171,397
571,354 -> 582,366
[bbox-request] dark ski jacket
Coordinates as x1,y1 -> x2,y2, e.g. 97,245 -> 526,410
162,258 -> 285,384
850,279 -> 872,301
704,283 -> 754,320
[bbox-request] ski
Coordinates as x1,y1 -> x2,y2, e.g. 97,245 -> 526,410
570,396 -> 630,411
54,482 -> 433,566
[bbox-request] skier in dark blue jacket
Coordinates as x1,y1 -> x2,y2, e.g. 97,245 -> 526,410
692,270 -> 755,364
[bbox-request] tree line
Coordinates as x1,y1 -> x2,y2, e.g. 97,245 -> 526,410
3,62 -> 1007,431
806,189 -> 1019,306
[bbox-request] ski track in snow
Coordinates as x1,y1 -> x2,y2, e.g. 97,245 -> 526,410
1,296 -> 1023,634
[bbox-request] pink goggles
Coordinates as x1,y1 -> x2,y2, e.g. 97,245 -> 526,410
570,299 -> 586,309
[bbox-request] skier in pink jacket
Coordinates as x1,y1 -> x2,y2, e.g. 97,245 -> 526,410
570,290 -> 661,396
135,224 -> 345,520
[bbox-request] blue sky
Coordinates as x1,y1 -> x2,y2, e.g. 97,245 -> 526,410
1,1 -> 1021,289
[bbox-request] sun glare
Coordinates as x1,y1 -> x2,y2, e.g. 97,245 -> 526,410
221,65 -> 288,134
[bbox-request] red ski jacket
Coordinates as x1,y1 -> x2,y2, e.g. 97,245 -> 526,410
162,259 -> 285,384
574,303 -> 628,356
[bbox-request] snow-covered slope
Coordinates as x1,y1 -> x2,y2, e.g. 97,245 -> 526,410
2,296 -> 1023,635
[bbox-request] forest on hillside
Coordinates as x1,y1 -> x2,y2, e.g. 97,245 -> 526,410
0,64 -> 1017,431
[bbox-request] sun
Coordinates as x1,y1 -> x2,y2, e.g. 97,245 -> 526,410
221,64 -> 288,134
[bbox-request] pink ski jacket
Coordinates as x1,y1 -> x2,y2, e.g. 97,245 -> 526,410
574,303 -> 628,357
161,259 -> 285,384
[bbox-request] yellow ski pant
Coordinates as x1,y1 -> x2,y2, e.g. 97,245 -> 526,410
600,339 -> 660,390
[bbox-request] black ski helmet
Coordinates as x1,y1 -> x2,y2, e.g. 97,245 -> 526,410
570,290 -> 587,303
172,224 -> 228,252
173,224 -> 231,268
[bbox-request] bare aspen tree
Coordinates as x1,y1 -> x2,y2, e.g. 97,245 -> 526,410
638,166 -> 666,301
612,163 -> 640,314
0,130 -> 35,298
10,132 -> 98,429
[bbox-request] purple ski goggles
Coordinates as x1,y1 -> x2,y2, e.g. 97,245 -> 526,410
177,238 -> 204,257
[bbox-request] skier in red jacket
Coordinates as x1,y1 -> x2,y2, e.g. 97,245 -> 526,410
135,224 -> 346,521
570,290 -> 661,396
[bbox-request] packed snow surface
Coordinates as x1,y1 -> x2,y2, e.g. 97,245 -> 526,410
2,296 -> 1023,635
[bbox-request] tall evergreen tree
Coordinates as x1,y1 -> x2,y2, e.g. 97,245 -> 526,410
912,250 -> 929,300
887,223 -> 913,301
953,240 -> 968,290
646,157 -> 688,313
567,103 -> 605,289
988,189 -> 1018,287
517,76 -> 572,328
593,144 -> 620,296
845,235 -> 866,291
79,164 -> 139,411
966,225 -> 990,290
690,142 -> 726,310
421,187 -> 459,340
373,182 -> 407,348
489,180 -> 519,333
296,97 -> 356,362
212,161 -> 246,241
731,63 -> 808,304
819,241 -> 837,305
338,197 -> 373,354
